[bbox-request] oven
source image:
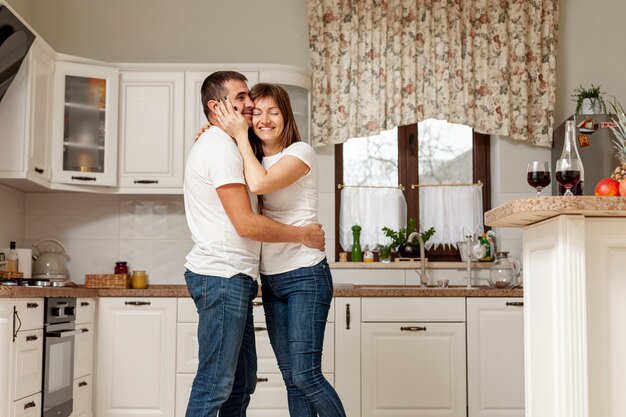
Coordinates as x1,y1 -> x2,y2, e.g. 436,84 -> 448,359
43,297 -> 77,417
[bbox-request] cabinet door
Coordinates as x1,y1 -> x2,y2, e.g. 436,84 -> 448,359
362,322 -> 466,417
73,375 -> 93,417
11,392 -> 41,417
12,329 -> 43,401
118,71 -> 185,189
467,297 -> 525,417
96,298 -> 176,417
51,62 -> 119,186
74,323 -> 94,379
27,40 -> 54,182
76,298 -> 96,325
335,298 -> 361,417
183,71 -> 259,160
1,303 -> 13,417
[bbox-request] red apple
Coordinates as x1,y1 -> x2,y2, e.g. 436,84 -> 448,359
594,178 -> 620,196
620,179 -> 626,196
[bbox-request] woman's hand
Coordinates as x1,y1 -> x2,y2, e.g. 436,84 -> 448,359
215,98 -> 249,143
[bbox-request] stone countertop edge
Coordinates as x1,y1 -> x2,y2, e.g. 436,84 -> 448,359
485,196 -> 626,228
0,284 -> 522,298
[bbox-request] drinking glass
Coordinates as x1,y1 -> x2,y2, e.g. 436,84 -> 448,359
527,161 -> 551,196
556,158 -> 582,196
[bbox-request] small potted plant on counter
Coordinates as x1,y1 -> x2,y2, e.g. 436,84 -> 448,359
382,218 -> 435,259
572,84 -> 607,115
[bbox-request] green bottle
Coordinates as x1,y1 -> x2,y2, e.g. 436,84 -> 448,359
351,225 -> 363,262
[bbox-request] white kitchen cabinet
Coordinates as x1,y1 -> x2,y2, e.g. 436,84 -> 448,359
361,297 -> 466,417
74,322 -> 94,380
467,297 -> 525,417
334,298 -> 361,417
51,61 -> 119,187
183,70 -> 259,160
74,298 -> 95,417
96,298 -> 176,417
118,71 -> 185,190
0,38 -> 55,186
0,299 -> 44,417
72,375 -> 92,417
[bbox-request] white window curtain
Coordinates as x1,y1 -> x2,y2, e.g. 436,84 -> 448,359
339,187 -> 407,251
419,184 -> 483,250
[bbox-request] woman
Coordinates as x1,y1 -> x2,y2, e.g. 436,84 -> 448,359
215,83 -> 346,417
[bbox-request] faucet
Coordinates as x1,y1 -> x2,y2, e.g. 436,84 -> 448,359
407,232 -> 430,287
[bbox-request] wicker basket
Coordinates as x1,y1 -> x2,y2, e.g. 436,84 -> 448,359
0,271 -> 24,279
85,274 -> 131,289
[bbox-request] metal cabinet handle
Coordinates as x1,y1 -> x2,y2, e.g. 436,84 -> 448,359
34,167 -> 44,174
26,335 -> 38,342
80,328 -> 89,333
133,179 -> 159,184
27,302 -> 39,309
252,301 -> 263,307
254,326 -> 267,332
78,381 -> 88,387
24,401 -> 36,409
506,302 -> 524,307
12,306 -> 21,343
125,301 -> 151,306
345,303 -> 351,330
71,176 -> 97,181
257,377 -> 269,382
400,326 -> 427,332
80,301 -> 90,307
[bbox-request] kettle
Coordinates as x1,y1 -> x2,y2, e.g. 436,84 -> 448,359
32,239 -> 70,281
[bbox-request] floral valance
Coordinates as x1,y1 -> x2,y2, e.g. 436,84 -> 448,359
307,0 -> 559,147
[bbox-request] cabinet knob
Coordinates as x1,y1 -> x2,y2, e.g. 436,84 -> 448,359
125,301 -> 151,306
24,401 -> 36,409
78,381 -> 88,387
34,167 -> 44,174
254,326 -> 267,332
80,301 -> 90,307
252,301 -> 263,307
71,176 -> 97,181
257,377 -> 269,383
26,335 -> 38,342
506,302 -> 524,307
133,179 -> 159,184
26,302 -> 39,309
400,326 -> 427,332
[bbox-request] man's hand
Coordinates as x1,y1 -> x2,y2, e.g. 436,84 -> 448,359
215,98 -> 249,144
194,122 -> 211,141
299,223 -> 326,251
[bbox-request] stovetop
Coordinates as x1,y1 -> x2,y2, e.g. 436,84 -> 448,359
0,277 -> 73,287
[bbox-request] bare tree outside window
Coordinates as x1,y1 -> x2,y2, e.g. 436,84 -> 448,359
418,120 -> 473,185
342,128 -> 398,186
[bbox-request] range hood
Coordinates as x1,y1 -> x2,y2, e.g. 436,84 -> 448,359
0,4 -> 35,103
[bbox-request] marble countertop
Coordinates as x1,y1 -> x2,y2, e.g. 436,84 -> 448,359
485,196 -> 626,227
0,284 -> 522,298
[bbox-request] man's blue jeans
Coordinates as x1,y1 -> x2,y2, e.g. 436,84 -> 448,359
184,270 -> 259,417
260,259 -> 347,417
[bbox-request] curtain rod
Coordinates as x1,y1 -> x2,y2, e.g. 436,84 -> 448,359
410,180 -> 483,189
337,184 -> 406,191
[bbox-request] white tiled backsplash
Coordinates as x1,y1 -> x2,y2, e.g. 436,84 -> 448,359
0,184 -> 25,248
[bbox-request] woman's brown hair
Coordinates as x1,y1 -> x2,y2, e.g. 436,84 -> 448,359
249,83 -> 301,157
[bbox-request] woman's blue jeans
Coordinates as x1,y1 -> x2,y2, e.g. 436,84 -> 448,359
184,270 -> 259,417
260,259 -> 347,417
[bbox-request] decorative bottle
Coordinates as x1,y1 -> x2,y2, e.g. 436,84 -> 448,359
6,241 -> 18,273
558,119 -> 585,195
351,225 -> 363,262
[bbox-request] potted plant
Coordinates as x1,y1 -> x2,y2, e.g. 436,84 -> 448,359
381,218 -> 435,259
571,84 -> 607,115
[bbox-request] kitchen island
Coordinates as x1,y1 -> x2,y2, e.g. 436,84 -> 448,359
485,196 -> 626,417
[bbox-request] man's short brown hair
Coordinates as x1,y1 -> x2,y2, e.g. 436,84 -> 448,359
200,71 -> 248,119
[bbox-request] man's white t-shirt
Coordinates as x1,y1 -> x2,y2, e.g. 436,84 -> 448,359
260,141 -> 325,275
184,127 -> 261,279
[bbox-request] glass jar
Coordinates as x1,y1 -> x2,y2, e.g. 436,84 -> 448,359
488,252 -> 521,289
114,261 -> 128,275
131,270 -> 147,289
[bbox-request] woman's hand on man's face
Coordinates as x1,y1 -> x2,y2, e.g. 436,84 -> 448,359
215,98 -> 249,143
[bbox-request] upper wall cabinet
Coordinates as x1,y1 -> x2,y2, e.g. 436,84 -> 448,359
183,71 -> 259,160
0,39 -> 55,187
118,71 -> 185,190
51,62 -> 119,187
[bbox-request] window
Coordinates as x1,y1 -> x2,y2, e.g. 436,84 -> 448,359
335,121 -> 490,261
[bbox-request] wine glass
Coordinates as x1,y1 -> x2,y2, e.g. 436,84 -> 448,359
556,158 -> 582,196
527,161 -> 551,196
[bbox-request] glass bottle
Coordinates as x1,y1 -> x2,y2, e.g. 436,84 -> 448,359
557,119 -> 584,195
351,225 -> 363,262
114,261 -> 129,275
6,241 -> 18,273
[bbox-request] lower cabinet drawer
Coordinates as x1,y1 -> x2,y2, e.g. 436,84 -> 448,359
73,375 -> 93,417
12,329 -> 43,402
11,392 -> 41,417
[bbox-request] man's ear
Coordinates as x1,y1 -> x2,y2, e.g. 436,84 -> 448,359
207,100 -> 218,115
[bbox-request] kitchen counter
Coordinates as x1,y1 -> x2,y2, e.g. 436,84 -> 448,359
0,284 -> 522,298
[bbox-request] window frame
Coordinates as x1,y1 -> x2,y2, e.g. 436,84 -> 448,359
334,123 -> 491,261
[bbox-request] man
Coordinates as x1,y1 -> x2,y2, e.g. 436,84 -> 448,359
183,71 -> 325,417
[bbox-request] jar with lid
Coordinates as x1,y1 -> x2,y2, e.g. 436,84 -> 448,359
488,251 -> 521,289
114,261 -> 128,275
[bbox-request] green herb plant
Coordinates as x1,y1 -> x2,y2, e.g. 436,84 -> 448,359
571,84 -> 607,114
382,218 -> 435,251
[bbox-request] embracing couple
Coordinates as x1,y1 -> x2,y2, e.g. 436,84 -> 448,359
183,71 -> 346,417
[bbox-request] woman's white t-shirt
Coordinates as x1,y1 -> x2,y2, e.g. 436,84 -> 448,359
260,141 -> 325,275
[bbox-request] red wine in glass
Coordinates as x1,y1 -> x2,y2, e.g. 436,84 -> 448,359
527,162 -> 551,196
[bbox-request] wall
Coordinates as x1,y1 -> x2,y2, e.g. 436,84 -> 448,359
0,185 -> 25,249
5,0 -> 310,68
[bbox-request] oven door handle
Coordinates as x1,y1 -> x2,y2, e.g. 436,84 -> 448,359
47,329 -> 80,338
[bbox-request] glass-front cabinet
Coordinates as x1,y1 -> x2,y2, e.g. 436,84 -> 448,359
51,62 -> 119,186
